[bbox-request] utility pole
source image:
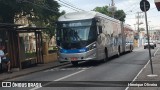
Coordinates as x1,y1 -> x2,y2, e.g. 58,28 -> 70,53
136,12 -> 143,47
108,0 -> 116,18
111,0 -> 115,17
137,12 -> 140,33
136,12 -> 143,32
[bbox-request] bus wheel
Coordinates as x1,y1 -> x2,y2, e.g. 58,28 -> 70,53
117,47 -> 120,57
104,48 -> 108,61
130,45 -> 133,52
71,61 -> 78,66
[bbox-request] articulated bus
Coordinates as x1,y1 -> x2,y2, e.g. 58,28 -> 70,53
56,11 -> 134,66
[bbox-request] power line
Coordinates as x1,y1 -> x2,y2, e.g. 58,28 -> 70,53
17,0 -> 59,13
56,0 -> 85,11
118,1 -> 142,17
61,0 -> 82,10
110,1 -> 140,21
59,3 -> 80,12
126,13 -> 160,19
118,1 -> 139,12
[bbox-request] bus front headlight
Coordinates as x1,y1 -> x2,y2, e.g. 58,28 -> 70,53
87,43 -> 96,51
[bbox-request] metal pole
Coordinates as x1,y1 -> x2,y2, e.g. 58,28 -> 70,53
137,12 -> 140,47
111,0 -> 115,18
136,12 -> 142,47
144,1 -> 154,74
137,12 -> 140,33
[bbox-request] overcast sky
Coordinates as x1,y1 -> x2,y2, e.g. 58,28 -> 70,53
56,0 -> 160,30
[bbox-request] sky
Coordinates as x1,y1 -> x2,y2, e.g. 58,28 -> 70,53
56,0 -> 160,30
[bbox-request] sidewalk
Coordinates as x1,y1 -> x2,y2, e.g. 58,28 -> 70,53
0,61 -> 70,81
1,47 -> 160,89
128,47 -> 160,90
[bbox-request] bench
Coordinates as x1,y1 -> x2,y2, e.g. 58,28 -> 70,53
21,57 -> 37,69
0,62 -> 8,73
0,63 -> 2,73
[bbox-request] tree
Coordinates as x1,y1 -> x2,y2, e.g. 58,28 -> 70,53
0,0 -> 60,23
93,5 -> 126,22
93,6 -> 111,16
0,0 -> 62,39
114,10 -> 126,22
139,28 -> 145,31
42,10 -> 66,39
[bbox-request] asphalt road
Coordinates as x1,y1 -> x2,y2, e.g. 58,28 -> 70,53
1,47 -> 158,90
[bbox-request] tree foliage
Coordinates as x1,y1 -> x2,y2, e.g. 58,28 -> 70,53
114,10 -> 126,22
0,0 -> 63,38
93,5 -> 126,22
93,6 -> 111,16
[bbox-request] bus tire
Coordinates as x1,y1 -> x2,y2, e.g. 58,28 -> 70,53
117,46 -> 120,57
104,48 -> 108,61
130,45 -> 133,52
71,61 -> 78,66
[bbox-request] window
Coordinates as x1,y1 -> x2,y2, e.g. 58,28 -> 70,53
98,26 -> 102,33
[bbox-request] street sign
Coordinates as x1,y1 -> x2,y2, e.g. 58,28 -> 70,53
140,0 -> 150,12
140,0 -> 155,75
154,0 -> 160,11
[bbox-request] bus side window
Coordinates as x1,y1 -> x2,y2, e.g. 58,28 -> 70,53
98,26 -> 102,34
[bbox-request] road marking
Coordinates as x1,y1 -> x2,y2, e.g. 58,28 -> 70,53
54,70 -> 85,81
44,67 -> 91,72
154,48 -> 159,56
125,60 -> 150,90
125,47 -> 159,90
30,70 -> 85,90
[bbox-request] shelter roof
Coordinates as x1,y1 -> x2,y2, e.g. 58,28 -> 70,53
16,27 -> 47,32
0,23 -> 21,28
0,23 -> 46,32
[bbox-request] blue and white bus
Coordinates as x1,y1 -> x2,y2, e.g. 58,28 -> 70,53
56,11 -> 134,65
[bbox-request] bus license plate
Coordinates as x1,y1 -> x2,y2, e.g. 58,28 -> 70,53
71,57 -> 77,61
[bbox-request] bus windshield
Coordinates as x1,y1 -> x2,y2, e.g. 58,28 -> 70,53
62,26 -> 90,42
56,19 -> 97,49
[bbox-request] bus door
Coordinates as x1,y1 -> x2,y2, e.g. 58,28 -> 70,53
106,34 -> 112,57
97,26 -> 105,58
110,34 -> 115,55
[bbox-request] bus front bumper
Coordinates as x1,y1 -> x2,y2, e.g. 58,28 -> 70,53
58,49 -> 97,62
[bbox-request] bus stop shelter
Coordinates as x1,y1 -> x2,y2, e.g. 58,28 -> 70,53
0,23 -> 45,71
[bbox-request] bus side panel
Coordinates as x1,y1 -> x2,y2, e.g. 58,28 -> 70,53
101,18 -> 121,58
121,22 -> 126,53
112,21 -> 122,55
122,24 -> 134,52
96,18 -> 107,60
103,19 -> 113,57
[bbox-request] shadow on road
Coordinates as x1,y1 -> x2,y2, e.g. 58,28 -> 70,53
63,51 -> 133,68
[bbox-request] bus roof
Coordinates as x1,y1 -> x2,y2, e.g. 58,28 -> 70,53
58,11 -> 120,23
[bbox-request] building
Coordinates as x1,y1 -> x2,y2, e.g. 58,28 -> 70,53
148,29 -> 160,41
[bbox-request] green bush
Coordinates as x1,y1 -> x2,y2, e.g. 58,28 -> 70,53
25,52 -> 36,58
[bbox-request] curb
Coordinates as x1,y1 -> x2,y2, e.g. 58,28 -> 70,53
0,62 -> 70,81
125,47 -> 160,90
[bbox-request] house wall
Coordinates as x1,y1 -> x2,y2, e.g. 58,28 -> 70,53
43,53 -> 57,64
43,42 -> 58,64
